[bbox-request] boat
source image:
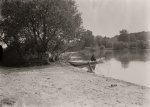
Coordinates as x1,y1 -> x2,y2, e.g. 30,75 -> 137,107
69,58 -> 104,66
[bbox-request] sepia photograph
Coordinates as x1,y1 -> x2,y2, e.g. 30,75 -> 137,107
0,0 -> 150,107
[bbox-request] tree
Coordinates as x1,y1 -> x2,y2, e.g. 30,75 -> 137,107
129,34 -> 136,42
95,35 -> 103,47
70,29 -> 95,50
101,36 -> 112,48
0,0 -> 82,62
69,28 -> 86,50
119,29 -> 128,35
113,41 -> 129,50
137,40 -> 148,49
83,30 -> 94,47
118,29 -> 129,42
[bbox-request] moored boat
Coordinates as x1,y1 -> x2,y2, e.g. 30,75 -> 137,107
69,58 -> 104,66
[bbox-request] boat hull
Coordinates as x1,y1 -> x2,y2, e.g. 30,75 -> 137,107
69,58 -> 104,66
69,61 -> 97,66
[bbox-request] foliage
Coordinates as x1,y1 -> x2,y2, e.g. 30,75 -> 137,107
118,29 -> 129,42
113,41 -> 129,50
129,42 -> 137,49
2,46 -> 26,66
100,45 -> 105,50
70,29 -> 95,51
95,36 -> 112,49
95,35 -> 103,47
136,40 -> 149,49
83,30 -> 150,50
113,30 -> 150,50
119,29 -> 128,35
0,0 -> 82,65
82,30 -> 94,47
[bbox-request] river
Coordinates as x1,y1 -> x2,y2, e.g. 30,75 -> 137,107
87,49 -> 150,87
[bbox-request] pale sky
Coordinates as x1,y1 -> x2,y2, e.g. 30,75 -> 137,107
75,0 -> 150,37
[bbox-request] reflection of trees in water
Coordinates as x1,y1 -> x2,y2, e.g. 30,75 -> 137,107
97,50 -> 113,61
114,49 -> 148,61
99,49 -> 150,68
114,51 -> 130,68
80,49 -> 149,69
79,49 -> 108,60
103,50 -> 113,61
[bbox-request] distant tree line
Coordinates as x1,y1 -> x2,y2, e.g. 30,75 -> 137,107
72,29 -> 150,51
113,29 -> 150,50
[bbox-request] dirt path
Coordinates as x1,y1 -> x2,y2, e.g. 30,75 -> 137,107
0,65 -> 150,107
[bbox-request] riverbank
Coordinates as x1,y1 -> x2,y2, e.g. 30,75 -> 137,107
0,64 -> 150,107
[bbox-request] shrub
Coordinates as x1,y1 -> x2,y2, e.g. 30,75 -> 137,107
129,42 -> 137,49
100,45 -> 105,50
137,40 -> 148,49
2,46 -> 26,67
113,41 -> 129,50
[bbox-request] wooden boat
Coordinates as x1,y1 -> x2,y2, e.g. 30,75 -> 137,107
69,58 -> 104,66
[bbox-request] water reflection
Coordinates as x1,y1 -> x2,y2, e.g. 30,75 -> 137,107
98,49 -> 150,68
81,49 -> 150,87
99,50 -> 150,87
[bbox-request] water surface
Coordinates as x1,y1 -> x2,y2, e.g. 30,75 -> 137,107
92,50 -> 150,87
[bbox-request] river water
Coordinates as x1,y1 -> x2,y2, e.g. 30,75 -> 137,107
91,49 -> 150,87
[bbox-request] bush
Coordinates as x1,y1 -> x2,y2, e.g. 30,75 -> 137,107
137,40 -> 148,49
113,41 -> 129,50
100,45 -> 105,50
129,42 -> 137,49
2,46 -> 26,67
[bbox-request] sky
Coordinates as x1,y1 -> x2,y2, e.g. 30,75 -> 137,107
75,0 -> 150,37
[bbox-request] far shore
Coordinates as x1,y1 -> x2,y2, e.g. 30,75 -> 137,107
0,63 -> 150,107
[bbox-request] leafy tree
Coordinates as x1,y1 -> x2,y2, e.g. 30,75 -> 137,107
0,0 -> 82,63
118,29 -> 129,42
101,37 -> 112,48
70,28 -> 87,50
113,41 -> 129,50
129,34 -> 136,42
137,40 -> 148,49
95,35 -> 103,47
135,31 -> 148,41
129,42 -> 137,49
83,30 -> 94,47
119,29 -> 128,35
75,29 -> 94,49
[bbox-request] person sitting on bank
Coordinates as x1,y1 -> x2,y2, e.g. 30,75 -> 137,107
91,54 -> 96,61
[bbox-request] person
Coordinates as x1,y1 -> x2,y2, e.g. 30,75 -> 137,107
87,54 -> 96,73
91,54 -> 96,61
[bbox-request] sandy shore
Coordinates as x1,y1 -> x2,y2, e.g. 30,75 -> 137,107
0,64 -> 150,107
